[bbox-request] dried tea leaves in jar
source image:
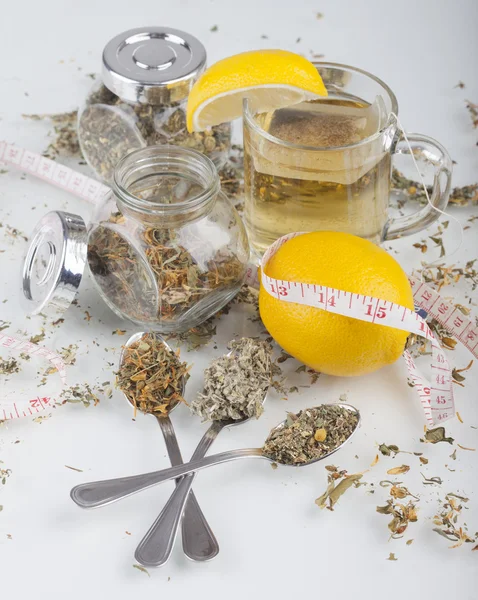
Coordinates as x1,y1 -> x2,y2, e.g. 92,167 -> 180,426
79,84 -> 231,182
190,338 -> 273,421
117,333 -> 189,416
262,404 -> 359,465
87,213 -> 244,326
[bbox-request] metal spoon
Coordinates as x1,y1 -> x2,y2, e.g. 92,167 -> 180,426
134,353 -> 269,568
119,332 -> 218,563
71,404 -> 360,509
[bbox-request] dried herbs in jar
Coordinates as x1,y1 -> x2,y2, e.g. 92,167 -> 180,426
86,145 -> 249,332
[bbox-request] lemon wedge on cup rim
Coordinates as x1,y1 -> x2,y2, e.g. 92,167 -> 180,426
186,49 -> 328,132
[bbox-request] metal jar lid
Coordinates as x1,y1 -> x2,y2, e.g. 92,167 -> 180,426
102,27 -> 207,105
21,211 -> 87,316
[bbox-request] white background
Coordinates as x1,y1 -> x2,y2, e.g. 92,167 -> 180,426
0,0 -> 477,598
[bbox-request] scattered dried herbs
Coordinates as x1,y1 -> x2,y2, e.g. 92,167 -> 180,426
465,100 -> 478,128
23,111 -> 80,159
452,360 -> 474,386
117,333 -> 189,416
387,465 -> 410,475
1,463 -> 12,485
379,443 -> 400,456
392,168 -> 478,207
295,364 -> 321,384
166,284 -> 259,351
433,494 -> 476,548
386,553 -> 398,561
60,383 -> 101,408
377,498 -> 418,539
389,485 -> 419,500
421,427 -> 454,445
3,225 -> 28,242
419,261 -> 478,293
0,357 -> 20,376
421,474 -> 442,486
32,414 -> 51,424
29,330 -> 45,344
132,564 -> 150,577
315,467 -> 363,511
263,405 -> 358,465
190,338 -> 272,422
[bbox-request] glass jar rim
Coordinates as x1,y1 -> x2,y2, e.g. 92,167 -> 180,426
243,61 -> 400,152
112,145 -> 220,215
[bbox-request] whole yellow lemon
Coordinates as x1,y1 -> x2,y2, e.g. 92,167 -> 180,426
259,231 -> 414,377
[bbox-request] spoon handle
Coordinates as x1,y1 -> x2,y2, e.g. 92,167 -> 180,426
135,421 -> 224,567
70,448 -> 265,509
156,416 -> 219,563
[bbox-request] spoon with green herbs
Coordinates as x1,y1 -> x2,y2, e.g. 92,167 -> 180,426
71,403 -> 360,509
117,331 -> 218,563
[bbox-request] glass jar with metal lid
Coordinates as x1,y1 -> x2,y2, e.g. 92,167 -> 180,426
78,27 -> 231,183
22,146 -> 249,333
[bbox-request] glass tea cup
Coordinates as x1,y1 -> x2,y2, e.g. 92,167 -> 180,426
243,62 -> 452,258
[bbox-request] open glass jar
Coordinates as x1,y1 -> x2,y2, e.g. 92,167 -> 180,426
78,27 -> 231,183
22,146 -> 249,333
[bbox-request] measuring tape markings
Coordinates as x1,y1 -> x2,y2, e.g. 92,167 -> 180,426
0,333 -> 67,421
409,275 -> 478,358
0,141 -> 109,204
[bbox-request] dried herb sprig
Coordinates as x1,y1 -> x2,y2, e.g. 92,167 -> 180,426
190,338 -> 273,421
433,493 -> 476,548
262,404 -> 358,465
315,465 -> 364,511
117,333 -> 189,416
1,463 -> 12,485
377,498 -> 418,538
421,426 -> 454,444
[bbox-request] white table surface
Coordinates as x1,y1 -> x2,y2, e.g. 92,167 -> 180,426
1,0 -> 477,598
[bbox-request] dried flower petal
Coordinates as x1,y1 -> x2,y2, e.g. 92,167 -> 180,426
387,465 -> 410,475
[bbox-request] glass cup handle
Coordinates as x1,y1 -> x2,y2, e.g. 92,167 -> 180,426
384,133 -> 453,240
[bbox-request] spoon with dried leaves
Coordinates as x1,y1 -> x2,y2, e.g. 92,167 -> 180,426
71,403 -> 360,510
117,331 -> 218,563
134,337 -> 272,568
